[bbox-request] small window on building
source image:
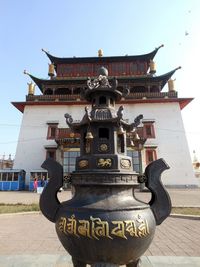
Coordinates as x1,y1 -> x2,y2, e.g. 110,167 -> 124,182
143,123 -> 155,138
47,125 -> 58,140
46,150 -> 56,160
13,173 -> 18,181
2,173 -> 7,181
7,173 -> 13,181
63,150 -> 80,174
145,149 -> 157,165
99,128 -> 109,139
127,150 -> 140,173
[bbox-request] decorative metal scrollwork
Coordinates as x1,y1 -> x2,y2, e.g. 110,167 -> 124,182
64,113 -> 73,125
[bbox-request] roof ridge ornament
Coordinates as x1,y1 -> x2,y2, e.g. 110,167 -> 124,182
155,44 -> 164,51
24,69 -> 30,76
42,48 -> 49,54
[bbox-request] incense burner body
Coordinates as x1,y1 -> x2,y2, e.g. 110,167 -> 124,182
40,69 -> 171,267
55,182 -> 155,265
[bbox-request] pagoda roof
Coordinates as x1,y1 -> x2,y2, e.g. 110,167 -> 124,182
42,45 -> 164,65
118,67 -> 181,90
27,67 -> 180,92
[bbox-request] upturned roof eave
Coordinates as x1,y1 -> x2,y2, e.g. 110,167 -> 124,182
43,45 -> 164,65
118,67 -> 181,89
27,67 -> 180,91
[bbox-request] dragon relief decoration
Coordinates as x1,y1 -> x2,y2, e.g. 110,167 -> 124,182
97,158 -> 112,168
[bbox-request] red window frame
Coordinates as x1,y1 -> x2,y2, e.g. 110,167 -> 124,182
47,124 -> 58,140
145,149 -> 157,165
143,122 -> 155,139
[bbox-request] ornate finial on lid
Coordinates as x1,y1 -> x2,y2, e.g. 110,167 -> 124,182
97,66 -> 108,77
87,68 -> 111,90
98,49 -> 103,57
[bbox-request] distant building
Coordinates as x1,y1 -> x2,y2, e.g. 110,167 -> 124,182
0,154 -> 14,169
12,46 -> 199,188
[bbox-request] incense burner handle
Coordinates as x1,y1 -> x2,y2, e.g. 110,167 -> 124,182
39,158 -> 63,223
144,158 -> 172,225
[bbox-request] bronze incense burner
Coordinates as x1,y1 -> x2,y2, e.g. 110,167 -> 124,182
40,67 -> 171,267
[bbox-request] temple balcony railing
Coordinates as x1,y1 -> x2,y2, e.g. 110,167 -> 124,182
55,128 -> 80,147
55,128 -> 80,139
126,91 -> 177,99
26,91 -> 177,102
26,94 -> 81,102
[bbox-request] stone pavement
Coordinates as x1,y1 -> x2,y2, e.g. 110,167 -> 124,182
1,188 -> 200,207
0,213 -> 200,266
0,189 -> 200,266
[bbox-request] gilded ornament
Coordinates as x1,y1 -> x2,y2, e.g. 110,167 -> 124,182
97,158 -> 112,168
78,160 -> 89,168
120,159 -> 131,169
99,143 -> 108,152
58,214 -> 150,240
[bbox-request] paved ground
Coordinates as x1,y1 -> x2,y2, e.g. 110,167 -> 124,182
0,189 -> 200,266
1,188 -> 200,207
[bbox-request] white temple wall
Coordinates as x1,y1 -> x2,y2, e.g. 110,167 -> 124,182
14,102 -> 198,187
13,104 -> 85,184
122,102 -> 198,187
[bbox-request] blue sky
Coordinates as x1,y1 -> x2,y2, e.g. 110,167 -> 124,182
0,0 -> 200,160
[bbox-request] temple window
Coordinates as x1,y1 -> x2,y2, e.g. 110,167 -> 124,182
99,128 -> 109,139
145,149 -> 157,165
63,150 -> 80,174
47,122 -> 58,140
137,62 -> 145,74
73,87 -> 81,94
127,150 -> 140,173
54,88 -> 71,95
143,122 -> 155,139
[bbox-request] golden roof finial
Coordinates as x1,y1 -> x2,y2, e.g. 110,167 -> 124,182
48,63 -> 55,77
98,49 -> 103,57
168,78 -> 176,92
27,82 -> 35,95
149,60 -> 156,74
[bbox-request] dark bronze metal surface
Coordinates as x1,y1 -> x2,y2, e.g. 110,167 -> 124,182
40,68 -> 171,267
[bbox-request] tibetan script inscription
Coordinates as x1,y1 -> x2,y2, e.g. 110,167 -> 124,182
58,214 -> 149,240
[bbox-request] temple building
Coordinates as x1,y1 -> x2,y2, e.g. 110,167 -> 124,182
0,154 -> 13,170
12,46 -> 198,189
